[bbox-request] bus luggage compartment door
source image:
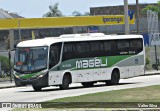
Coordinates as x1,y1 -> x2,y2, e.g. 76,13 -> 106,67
77,69 -> 93,82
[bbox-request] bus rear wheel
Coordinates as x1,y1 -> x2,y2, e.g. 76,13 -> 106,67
81,82 -> 94,87
106,70 -> 120,85
59,75 -> 70,90
32,86 -> 42,91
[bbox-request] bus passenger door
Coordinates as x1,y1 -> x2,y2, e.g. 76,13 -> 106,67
48,42 -> 62,85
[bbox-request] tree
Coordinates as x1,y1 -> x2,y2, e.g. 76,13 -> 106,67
142,0 -> 160,19
72,11 -> 82,16
43,2 -> 63,17
72,10 -> 90,16
4,36 -> 10,50
83,12 -> 91,16
0,55 -> 13,76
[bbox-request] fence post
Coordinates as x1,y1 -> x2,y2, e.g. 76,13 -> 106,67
8,50 -> 12,83
155,45 -> 158,71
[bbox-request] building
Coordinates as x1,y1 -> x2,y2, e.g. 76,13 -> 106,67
0,8 -> 24,18
0,9 -> 74,50
0,9 -> 24,51
90,3 -> 158,34
90,3 -> 157,18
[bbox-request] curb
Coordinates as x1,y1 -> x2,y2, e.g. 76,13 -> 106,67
0,81 -> 15,89
0,85 -> 16,89
144,70 -> 160,76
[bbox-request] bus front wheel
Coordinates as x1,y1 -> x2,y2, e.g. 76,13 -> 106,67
59,75 -> 70,90
32,86 -> 42,91
106,70 -> 120,85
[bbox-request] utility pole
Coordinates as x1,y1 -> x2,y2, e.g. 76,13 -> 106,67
18,20 -> 21,42
124,0 -> 130,34
136,0 -> 140,34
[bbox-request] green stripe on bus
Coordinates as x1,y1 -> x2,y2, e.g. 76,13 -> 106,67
51,55 -> 132,71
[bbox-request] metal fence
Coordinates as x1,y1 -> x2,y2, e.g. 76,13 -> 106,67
146,10 -> 160,70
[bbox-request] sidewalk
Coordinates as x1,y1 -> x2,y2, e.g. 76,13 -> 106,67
145,70 -> 160,75
0,70 -> 160,89
0,81 -> 15,89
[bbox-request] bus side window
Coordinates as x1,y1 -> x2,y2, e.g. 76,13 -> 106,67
62,42 -> 74,61
117,40 -> 130,55
76,41 -> 90,58
90,41 -> 104,57
130,39 -> 143,54
49,43 -> 62,69
104,40 -> 115,56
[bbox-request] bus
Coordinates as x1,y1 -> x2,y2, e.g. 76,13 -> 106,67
13,33 -> 145,91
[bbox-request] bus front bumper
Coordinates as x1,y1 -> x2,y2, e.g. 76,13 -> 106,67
14,73 -> 48,87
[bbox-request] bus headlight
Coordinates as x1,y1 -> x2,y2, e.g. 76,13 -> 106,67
39,75 -> 44,78
15,75 -> 20,79
37,71 -> 48,78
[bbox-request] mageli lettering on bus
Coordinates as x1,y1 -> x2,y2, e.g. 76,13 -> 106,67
76,58 -> 107,69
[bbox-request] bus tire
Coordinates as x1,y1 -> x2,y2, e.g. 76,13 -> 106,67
81,82 -> 94,87
106,70 -> 120,85
59,74 -> 70,90
111,70 -> 120,85
32,86 -> 42,91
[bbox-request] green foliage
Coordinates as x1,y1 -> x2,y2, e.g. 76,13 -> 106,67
83,12 -> 91,16
72,11 -> 82,16
43,2 -> 63,17
0,56 -> 13,74
4,36 -> 10,50
142,0 -> 160,19
72,10 -> 90,16
43,2 -> 90,17
145,57 -> 150,65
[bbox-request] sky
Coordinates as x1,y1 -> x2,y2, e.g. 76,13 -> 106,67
0,0 -> 158,18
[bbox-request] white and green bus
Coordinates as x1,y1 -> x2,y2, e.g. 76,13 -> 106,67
13,33 -> 145,91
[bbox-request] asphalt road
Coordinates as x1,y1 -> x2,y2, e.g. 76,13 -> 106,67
0,74 -> 160,102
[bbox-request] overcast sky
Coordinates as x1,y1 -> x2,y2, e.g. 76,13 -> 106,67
0,0 -> 158,18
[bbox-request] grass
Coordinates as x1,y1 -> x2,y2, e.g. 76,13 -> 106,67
38,85 -> 160,108
48,85 -> 160,102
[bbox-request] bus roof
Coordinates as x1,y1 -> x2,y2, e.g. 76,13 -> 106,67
17,33 -> 143,47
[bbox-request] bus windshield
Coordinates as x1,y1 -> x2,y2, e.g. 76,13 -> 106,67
14,46 -> 48,73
